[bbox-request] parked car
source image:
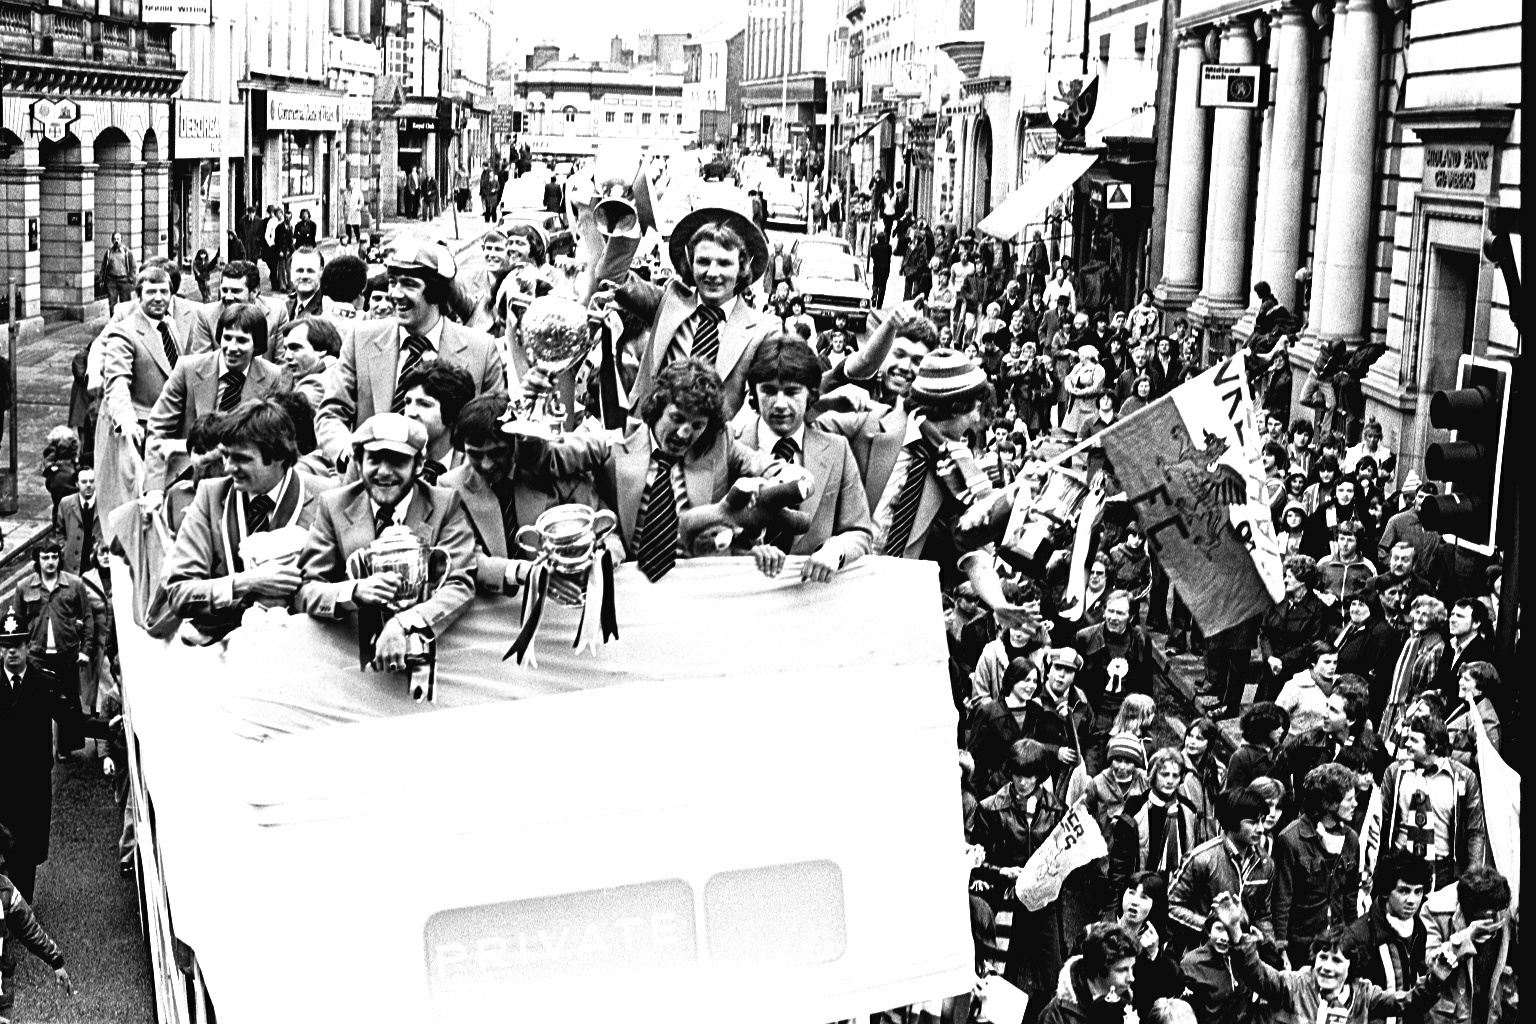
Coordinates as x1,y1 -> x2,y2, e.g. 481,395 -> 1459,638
788,234 -> 853,276
762,180 -> 809,230
794,255 -> 872,332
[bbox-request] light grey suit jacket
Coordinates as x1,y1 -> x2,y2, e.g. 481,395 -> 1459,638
99,306 -> 203,430
187,295 -> 289,353
816,402 -> 948,558
628,278 -> 775,422
734,416 -> 874,567
314,317 -> 506,460
142,353 -> 286,492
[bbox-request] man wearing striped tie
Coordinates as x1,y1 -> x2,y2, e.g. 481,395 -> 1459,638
140,302 -> 285,511
817,347 -> 991,588
593,202 -> 775,421
315,236 -> 504,464
159,399 -> 327,644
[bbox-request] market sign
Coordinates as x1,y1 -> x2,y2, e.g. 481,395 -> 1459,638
142,0 -> 211,24
266,93 -> 342,132
1198,64 -> 1267,109
1421,142 -> 1495,196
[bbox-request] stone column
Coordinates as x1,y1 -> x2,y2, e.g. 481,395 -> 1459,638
142,160 -> 171,259
40,163 -> 101,318
345,0 -> 360,38
0,162 -> 44,323
1316,0 -> 1382,346
330,0 -> 345,37
94,159 -> 144,265
1191,19 -> 1257,338
1248,15 -> 1280,303
1302,0 -> 1349,340
359,0 -> 371,40
1258,3 -> 1313,310
1154,30 -> 1213,313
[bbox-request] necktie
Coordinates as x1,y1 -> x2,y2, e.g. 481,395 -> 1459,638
492,479 -> 519,552
421,459 -> 446,485
883,439 -> 935,557
219,369 -> 246,412
689,303 -> 726,367
634,452 -> 681,582
157,320 -> 180,369
246,494 -> 275,536
374,502 -> 398,538
392,333 -> 432,413
79,503 -> 96,572
763,436 -> 801,553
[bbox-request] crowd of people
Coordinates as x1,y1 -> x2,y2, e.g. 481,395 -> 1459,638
0,153 -> 1518,1024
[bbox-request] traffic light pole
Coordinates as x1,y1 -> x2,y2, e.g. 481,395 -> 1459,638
1494,353 -> 1525,669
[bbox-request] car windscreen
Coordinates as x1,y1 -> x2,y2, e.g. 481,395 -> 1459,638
799,260 -> 862,282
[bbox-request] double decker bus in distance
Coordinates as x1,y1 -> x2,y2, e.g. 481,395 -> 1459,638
114,556 -> 975,1023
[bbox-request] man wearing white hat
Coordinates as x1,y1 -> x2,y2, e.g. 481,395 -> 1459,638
294,413 -> 476,670
596,200 -> 776,420
315,237 -> 505,464
816,347 -> 989,587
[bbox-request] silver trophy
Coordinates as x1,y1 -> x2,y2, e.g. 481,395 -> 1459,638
347,525 -> 450,701
504,295 -> 602,440
516,504 -> 618,607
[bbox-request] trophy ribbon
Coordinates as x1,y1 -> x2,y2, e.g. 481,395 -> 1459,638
572,547 -> 619,655
404,623 -> 438,703
505,562 -> 550,667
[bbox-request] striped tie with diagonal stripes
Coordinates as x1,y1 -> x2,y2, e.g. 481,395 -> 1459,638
689,303 -> 725,367
881,438 -> 935,558
392,333 -> 432,413
218,369 -> 246,412
633,451 -> 682,582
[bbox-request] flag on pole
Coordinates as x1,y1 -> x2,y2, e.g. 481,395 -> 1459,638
1014,803 -> 1108,912
1097,357 -> 1285,636
1473,709 -> 1519,912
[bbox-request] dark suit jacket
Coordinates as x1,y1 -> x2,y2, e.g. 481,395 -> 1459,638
55,493 -> 104,576
286,289 -> 324,322
733,416 -> 873,567
160,473 -> 325,625
316,317 -> 505,459
0,664 -> 59,864
293,479 -> 476,634
143,353 -> 285,490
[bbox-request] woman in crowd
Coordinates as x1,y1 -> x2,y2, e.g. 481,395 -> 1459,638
1379,595 -> 1447,749
1127,289 -> 1160,344
1062,345 -> 1106,434
1176,718 -> 1225,844
1333,592 -> 1398,722
1446,659 -> 1502,765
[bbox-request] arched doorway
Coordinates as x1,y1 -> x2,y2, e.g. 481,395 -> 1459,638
142,129 -> 167,263
40,132 -> 93,315
970,116 -> 993,226
93,127 -> 138,296
0,130 -> 30,322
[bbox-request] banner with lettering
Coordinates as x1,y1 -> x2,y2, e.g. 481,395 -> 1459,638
1014,804 -> 1108,912
1473,709 -> 1519,913
1098,357 -> 1283,636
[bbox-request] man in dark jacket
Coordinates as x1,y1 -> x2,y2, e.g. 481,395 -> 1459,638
1168,787 -> 1276,951
1227,701 -> 1288,790
1272,763 -> 1361,964
1339,851 -> 1431,998
1074,589 -> 1166,743
12,542 -> 97,758
1259,554 -> 1339,701
1274,678 -> 1386,814
1180,904 -> 1256,1024
869,227 -> 892,309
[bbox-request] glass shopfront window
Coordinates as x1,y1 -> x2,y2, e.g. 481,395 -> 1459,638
282,133 -> 315,197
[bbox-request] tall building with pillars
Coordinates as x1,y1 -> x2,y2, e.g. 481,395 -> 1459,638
0,2 -> 183,334
1154,0 -> 1519,479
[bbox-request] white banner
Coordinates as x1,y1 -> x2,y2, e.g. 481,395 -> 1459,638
1015,804 -> 1108,912
1473,710 -> 1519,912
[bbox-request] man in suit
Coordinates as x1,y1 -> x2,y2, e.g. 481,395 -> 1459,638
816,347 -> 991,589
285,246 -> 326,322
736,335 -> 872,582
0,612 -> 61,904
315,237 -> 505,463
540,358 -> 807,580
398,360 -> 474,484
1431,598 -> 1494,705
55,466 -> 104,578
160,399 -> 326,643
141,301 -> 286,500
293,413 -> 476,671
439,394 -> 602,596
188,259 -> 288,351
598,202 -> 775,420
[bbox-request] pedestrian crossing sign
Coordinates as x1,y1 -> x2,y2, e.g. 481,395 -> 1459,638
1104,182 -> 1132,209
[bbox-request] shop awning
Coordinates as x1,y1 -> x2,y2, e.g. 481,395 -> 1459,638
976,151 -> 1099,241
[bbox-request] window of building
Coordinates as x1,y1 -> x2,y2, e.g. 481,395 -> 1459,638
642,112 -> 652,125
606,111 -> 615,123
281,133 -> 314,197
1134,23 -> 1148,56
624,112 -> 634,123
564,106 -> 577,123
659,113 -> 668,125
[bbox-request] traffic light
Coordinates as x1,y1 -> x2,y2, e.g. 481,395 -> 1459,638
1420,354 -> 1512,553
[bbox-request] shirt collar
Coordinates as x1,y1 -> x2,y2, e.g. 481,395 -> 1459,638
399,318 -> 445,351
903,413 -> 926,446
699,294 -> 739,321
755,418 -> 806,456
369,488 -> 414,524
1414,757 -> 1452,778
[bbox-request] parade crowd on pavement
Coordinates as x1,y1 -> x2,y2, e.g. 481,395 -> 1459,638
0,144 -> 1517,1024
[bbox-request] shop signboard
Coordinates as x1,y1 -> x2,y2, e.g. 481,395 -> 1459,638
1198,64 -> 1267,109
267,93 -> 342,132
142,0 -> 212,25
174,99 -> 239,159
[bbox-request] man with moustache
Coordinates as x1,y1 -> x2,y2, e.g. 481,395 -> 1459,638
294,413 -> 476,671
187,259 -> 287,349
160,399 -> 327,643
314,237 -> 504,464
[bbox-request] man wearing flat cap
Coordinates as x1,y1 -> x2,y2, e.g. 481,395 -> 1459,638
294,413 -> 476,671
595,199 -> 777,420
315,236 -> 505,464
816,347 -> 992,588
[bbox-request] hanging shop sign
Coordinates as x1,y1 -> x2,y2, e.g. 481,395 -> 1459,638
1198,64 -> 1268,109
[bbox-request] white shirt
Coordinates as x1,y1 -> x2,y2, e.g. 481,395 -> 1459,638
754,420 -> 806,464
396,318 -> 446,380
872,415 -> 936,557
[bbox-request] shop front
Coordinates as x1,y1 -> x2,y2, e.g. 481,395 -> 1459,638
259,90 -> 343,239
395,100 -> 443,219
171,98 -> 244,270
